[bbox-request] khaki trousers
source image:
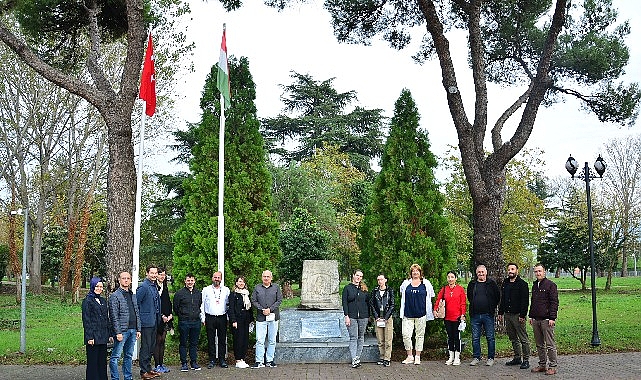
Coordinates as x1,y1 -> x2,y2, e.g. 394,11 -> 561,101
402,316 -> 426,352
532,319 -> 557,368
375,318 -> 394,360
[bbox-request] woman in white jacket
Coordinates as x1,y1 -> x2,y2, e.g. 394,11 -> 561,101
399,263 -> 435,365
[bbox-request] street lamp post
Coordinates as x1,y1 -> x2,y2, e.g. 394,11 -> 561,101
10,207 -> 28,353
565,155 -> 605,347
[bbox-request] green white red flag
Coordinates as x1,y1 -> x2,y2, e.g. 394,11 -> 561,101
139,33 -> 156,117
217,26 -> 231,110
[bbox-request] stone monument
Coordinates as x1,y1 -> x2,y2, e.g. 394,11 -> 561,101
274,260 -> 378,364
300,259 -> 341,309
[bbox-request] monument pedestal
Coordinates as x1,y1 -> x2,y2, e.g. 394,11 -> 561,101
274,309 -> 379,364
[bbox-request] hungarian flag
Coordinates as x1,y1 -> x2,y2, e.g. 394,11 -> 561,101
139,33 -> 156,117
217,26 -> 231,110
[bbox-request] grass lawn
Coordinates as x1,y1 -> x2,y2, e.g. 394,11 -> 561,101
0,276 -> 639,364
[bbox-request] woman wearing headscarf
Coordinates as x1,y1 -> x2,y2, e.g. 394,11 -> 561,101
342,269 -> 370,368
435,271 -> 467,366
228,276 -> 254,368
153,267 -> 173,373
399,263 -> 435,365
82,277 -> 110,380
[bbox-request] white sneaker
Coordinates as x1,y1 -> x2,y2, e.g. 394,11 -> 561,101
470,358 -> 481,366
486,358 -> 494,366
445,351 -> 455,365
453,352 -> 461,366
402,356 -> 414,364
236,359 -> 249,368
414,356 -> 421,365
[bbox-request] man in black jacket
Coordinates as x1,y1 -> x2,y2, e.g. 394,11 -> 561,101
173,274 -> 203,372
467,264 -> 500,367
498,263 -> 530,369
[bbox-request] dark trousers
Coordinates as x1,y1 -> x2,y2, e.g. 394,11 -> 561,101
445,320 -> 462,352
86,343 -> 108,380
232,318 -> 250,360
205,314 -> 227,362
179,320 -> 201,365
153,324 -> 168,367
139,326 -> 157,374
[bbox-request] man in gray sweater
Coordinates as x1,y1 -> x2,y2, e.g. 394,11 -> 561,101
250,270 -> 283,369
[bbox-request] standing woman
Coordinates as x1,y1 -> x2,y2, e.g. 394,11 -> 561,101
228,276 -> 253,368
82,277 -> 110,380
435,271 -> 467,366
342,269 -> 370,368
153,268 -> 173,373
399,263 -> 435,365
369,273 -> 395,367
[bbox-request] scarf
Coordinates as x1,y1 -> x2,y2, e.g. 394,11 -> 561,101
236,288 -> 251,310
87,277 -> 102,299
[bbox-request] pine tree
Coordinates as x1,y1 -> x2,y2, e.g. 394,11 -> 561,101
172,57 -> 280,289
359,89 -> 455,289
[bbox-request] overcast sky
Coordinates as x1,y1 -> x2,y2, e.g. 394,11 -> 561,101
164,0 -> 641,182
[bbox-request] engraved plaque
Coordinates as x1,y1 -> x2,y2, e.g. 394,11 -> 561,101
300,317 -> 342,339
300,260 -> 341,309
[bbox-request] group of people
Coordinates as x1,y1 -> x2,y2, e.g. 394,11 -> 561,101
341,263 -> 559,376
81,266 -> 283,380
82,262 -> 559,378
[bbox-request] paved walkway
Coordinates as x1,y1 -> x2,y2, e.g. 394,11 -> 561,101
2,352 -> 640,380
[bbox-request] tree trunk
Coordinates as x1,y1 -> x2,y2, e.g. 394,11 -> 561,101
470,168 -> 507,282
59,218 -> 76,300
8,196 -> 21,304
104,112 -> 136,292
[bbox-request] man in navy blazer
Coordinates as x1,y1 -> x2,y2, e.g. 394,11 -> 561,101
137,265 -> 161,379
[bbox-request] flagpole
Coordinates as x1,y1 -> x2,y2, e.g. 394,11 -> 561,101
133,100 -> 145,293
130,100 -> 147,361
217,91 -> 225,282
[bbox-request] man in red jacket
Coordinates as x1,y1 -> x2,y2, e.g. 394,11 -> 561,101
529,264 -> 559,376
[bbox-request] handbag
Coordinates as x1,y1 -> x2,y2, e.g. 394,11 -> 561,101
434,288 -> 446,319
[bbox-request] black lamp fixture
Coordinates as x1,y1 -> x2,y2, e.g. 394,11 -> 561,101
565,154 -> 606,347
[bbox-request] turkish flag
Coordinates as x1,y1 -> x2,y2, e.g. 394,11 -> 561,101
139,33 -> 156,117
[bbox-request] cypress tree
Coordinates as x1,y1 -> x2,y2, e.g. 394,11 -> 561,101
359,89 -> 455,289
172,57 -> 280,289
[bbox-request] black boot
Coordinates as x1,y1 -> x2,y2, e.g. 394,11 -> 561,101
505,357 -> 522,366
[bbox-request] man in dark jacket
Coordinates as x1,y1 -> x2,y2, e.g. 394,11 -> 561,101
467,264 -> 500,367
108,271 -> 141,380
173,273 -> 203,372
529,263 -> 559,376
498,263 -> 531,369
137,265 -> 162,379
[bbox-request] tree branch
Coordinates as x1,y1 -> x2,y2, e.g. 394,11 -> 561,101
494,0 -> 568,169
0,21 -> 101,108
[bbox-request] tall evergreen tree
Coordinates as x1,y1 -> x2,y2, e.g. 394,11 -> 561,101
172,57 -> 280,289
359,89 -> 455,289
261,72 -> 385,176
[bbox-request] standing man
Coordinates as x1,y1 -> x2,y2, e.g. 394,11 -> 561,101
498,263 -> 531,369
109,272 -> 141,380
467,264 -> 500,367
173,273 -> 203,372
137,265 -> 162,380
529,263 -> 559,376
201,271 -> 230,368
250,270 -> 283,369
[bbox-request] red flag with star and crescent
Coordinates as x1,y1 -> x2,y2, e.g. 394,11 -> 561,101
139,33 -> 156,117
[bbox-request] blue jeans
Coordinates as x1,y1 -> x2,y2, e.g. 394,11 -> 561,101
109,328 -> 136,380
471,314 -> 495,359
255,320 -> 278,364
178,320 -> 201,365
